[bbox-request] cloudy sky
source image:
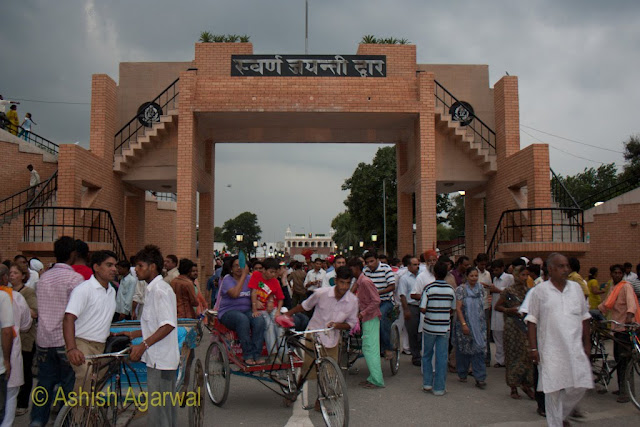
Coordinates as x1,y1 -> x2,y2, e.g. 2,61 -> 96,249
1,0 -> 638,242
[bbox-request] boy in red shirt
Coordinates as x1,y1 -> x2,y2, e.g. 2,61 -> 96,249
249,258 -> 284,355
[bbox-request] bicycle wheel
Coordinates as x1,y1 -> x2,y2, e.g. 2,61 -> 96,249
625,356 -> 640,411
389,324 -> 400,375
590,337 -> 611,392
189,358 -> 205,426
205,341 -> 230,406
54,404 -> 108,427
317,357 -> 349,427
337,332 -> 349,375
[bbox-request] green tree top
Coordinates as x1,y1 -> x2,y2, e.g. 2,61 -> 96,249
220,212 -> 262,254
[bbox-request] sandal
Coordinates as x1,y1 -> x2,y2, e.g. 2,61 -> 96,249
522,385 -> 535,400
510,388 -> 521,399
361,381 -> 384,389
458,377 -> 467,383
245,359 -> 256,366
475,380 -> 487,389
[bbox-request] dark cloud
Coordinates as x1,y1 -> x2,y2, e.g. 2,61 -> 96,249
1,0 -> 638,238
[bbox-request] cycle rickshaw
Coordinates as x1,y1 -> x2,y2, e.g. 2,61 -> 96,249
54,318 -> 205,426
204,310 -> 349,427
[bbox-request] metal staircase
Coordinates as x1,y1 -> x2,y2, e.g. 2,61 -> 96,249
113,78 -> 179,173
0,171 -> 58,226
434,81 -> 497,174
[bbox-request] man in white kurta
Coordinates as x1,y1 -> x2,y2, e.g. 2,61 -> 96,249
489,261 -> 513,366
524,253 -> 592,427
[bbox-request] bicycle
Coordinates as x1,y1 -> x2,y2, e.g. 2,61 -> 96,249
590,319 -> 640,410
54,346 -> 141,426
205,312 -> 349,427
55,319 -> 205,426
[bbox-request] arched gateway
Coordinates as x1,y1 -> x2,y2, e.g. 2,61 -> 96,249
45,42 -> 588,278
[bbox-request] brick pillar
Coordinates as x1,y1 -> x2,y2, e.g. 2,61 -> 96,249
124,189 -> 145,257
397,191 -> 414,256
176,70 -> 198,259
528,145 -> 552,241
415,72 -> 437,254
89,74 -> 117,160
494,76 -> 520,161
464,193 -> 485,259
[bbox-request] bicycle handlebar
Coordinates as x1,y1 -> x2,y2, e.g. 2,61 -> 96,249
85,347 -> 131,360
290,327 -> 334,336
598,320 -> 640,329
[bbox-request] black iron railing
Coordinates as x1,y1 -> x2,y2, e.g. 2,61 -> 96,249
114,78 -> 179,157
550,168 -> 580,209
440,241 -> 466,258
486,208 -> 584,260
577,175 -> 640,210
147,191 -> 177,202
23,207 -> 126,261
0,171 -> 57,225
2,125 -> 58,155
434,80 -> 496,154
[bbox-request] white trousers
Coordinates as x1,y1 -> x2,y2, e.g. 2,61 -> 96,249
393,306 -> 410,352
492,330 -> 504,364
1,387 -> 19,427
545,387 -> 586,427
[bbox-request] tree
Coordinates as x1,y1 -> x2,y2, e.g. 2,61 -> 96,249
220,212 -> 261,254
554,164 -> 618,206
621,134 -> 640,183
446,195 -> 465,238
214,226 -> 223,239
341,146 -> 398,254
335,147 -> 458,255
198,31 -> 213,43
331,211 -> 360,251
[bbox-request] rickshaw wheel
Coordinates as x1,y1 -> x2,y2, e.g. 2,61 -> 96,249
317,357 -> 349,427
189,358 -> 205,426
205,341 -> 230,406
390,324 -> 400,375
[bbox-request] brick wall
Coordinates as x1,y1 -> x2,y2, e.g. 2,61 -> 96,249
0,137 -> 57,199
581,202 -> 640,278
144,200 -> 176,256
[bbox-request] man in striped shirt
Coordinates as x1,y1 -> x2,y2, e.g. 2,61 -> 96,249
420,262 -> 456,395
363,251 -> 396,359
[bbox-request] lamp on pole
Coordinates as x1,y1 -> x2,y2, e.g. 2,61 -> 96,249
262,242 -> 267,258
253,241 -> 258,257
235,234 -> 244,255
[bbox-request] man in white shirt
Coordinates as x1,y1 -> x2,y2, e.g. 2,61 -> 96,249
0,291 -> 15,423
488,259 -> 513,367
623,262 -> 638,282
321,255 -> 345,287
163,254 -> 179,284
475,254 -> 492,366
129,245 -> 179,427
304,258 -> 326,294
398,257 -> 421,365
524,253 -> 593,427
63,250 -> 117,393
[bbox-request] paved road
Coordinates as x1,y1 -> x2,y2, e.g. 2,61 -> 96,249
14,339 -> 640,426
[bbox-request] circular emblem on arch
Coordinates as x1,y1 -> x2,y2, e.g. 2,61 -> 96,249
449,101 -> 474,126
137,102 -> 163,127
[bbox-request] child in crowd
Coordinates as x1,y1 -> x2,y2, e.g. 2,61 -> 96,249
249,258 -> 284,356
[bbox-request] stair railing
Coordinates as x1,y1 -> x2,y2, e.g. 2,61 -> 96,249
486,207 -> 584,260
434,80 -> 496,154
4,126 -> 59,155
440,240 -> 466,258
23,207 -> 126,261
0,171 -> 57,225
550,168 -> 580,209
114,78 -> 179,157
577,175 -> 640,209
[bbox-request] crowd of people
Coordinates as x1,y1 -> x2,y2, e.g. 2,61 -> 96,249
0,237 -> 639,427
0,95 -> 36,141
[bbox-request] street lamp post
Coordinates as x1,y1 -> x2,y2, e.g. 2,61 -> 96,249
253,241 -> 258,257
236,234 -> 243,254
